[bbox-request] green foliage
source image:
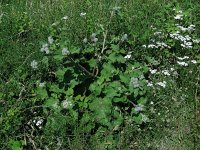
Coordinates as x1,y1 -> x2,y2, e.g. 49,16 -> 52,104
1,0 -> 200,149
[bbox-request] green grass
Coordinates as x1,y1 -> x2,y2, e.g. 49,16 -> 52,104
0,0 -> 200,149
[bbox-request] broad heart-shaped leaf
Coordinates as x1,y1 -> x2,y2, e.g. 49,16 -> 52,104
100,63 -> 116,81
35,87 -> 48,100
70,46 -> 80,54
133,114 -> 143,124
89,82 -> 103,96
53,54 -> 64,61
89,98 -> 112,127
108,53 -> 126,63
56,68 -> 68,81
79,112 -> 95,133
112,110 -> 123,130
44,97 -> 59,110
103,81 -> 122,98
88,58 -> 97,68
49,84 -> 64,93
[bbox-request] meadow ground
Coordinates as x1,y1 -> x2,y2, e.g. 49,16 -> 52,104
0,0 -> 200,149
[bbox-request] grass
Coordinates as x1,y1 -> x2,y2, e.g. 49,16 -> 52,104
0,0 -> 200,149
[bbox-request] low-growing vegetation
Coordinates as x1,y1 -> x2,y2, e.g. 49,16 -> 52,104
0,0 -> 200,149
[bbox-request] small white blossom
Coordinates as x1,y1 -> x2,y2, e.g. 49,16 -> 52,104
156,81 -> 167,88
40,43 -> 49,54
193,39 -> 200,43
147,82 -> 153,87
35,118 -> 43,127
130,77 -> 139,88
174,14 -> 183,20
62,99 -> 73,109
31,60 -> 38,69
141,114 -> 148,122
177,61 -> 188,66
80,12 -> 86,16
39,82 -> 45,87
83,38 -> 87,43
142,45 -> 147,48
149,69 -> 157,74
121,34 -> 128,42
124,54 -> 131,59
134,104 -> 144,112
177,56 -> 189,60
48,36 -> 54,44
63,16 -> 68,20
62,48 -> 70,55
92,37 -> 98,43
170,68 -> 175,71
91,33 -> 96,38
191,60 -> 197,64
150,101 -> 154,105
162,70 -> 170,76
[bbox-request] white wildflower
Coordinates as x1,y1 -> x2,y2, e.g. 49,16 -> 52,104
177,56 -> 189,60
174,14 -> 183,20
91,33 -> 96,38
80,12 -> 86,16
39,82 -> 45,87
191,60 -> 197,64
142,45 -> 147,48
170,68 -> 175,71
31,60 -> 38,70
62,48 -> 70,55
63,16 -> 68,20
62,99 -> 73,109
40,43 -> 49,54
150,101 -> 154,105
92,37 -> 98,43
130,77 -> 139,88
147,82 -> 153,87
177,61 -> 188,66
121,34 -> 128,42
134,104 -> 144,112
156,81 -> 167,88
48,36 -> 54,44
141,114 -> 148,122
162,70 -> 170,76
83,38 -> 87,43
149,69 -> 157,74
124,54 -> 131,59
193,39 -> 200,43
36,119 -> 43,126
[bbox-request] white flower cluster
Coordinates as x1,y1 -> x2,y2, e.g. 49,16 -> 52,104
40,43 -> 49,54
121,34 -> 128,42
62,99 -> 73,109
130,77 -> 139,88
124,52 -> 132,59
173,9 -> 183,20
156,81 -> 167,88
144,41 -> 171,49
80,12 -> 86,17
91,33 -> 98,43
176,56 -> 197,66
134,104 -> 144,112
63,16 -> 68,20
33,118 -> 43,129
169,24 -> 198,49
31,60 -> 38,70
62,48 -> 70,55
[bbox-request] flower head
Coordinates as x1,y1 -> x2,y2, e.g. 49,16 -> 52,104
62,48 -> 70,55
31,60 -> 38,70
48,36 -> 54,44
80,12 -> 86,16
